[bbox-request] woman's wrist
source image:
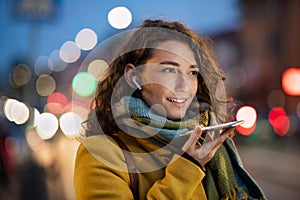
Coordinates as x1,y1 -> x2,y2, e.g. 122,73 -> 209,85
178,150 -> 206,172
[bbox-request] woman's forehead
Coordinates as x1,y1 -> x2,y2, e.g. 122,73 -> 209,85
150,40 -> 197,65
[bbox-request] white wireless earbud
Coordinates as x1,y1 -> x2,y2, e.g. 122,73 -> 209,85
132,76 -> 142,90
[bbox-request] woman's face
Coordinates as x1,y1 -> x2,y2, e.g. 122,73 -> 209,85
139,40 -> 199,120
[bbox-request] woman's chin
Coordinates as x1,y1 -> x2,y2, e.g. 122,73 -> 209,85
166,113 -> 186,121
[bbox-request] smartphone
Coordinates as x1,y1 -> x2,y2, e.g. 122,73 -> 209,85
179,120 -> 244,137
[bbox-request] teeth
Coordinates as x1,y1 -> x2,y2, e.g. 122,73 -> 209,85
167,98 -> 186,103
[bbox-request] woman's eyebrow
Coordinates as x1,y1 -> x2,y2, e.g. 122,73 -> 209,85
159,61 -> 198,68
159,61 -> 179,66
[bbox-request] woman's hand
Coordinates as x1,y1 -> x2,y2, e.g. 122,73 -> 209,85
181,125 -> 232,168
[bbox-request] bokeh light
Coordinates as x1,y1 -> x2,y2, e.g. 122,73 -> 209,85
272,115 -> 290,136
34,55 -> 52,75
268,107 -> 290,136
107,6 -> 132,29
59,41 -> 81,63
282,67 -> 300,96
51,93 -> 67,104
72,72 -> 97,97
4,98 -> 30,125
35,112 -> 59,140
235,106 -> 257,136
268,107 -> 286,125
44,103 -> 63,115
4,98 -> 18,122
9,101 -> 30,125
87,59 -> 108,80
33,108 -> 40,127
46,92 -> 68,114
26,129 -> 45,151
236,106 -> 257,128
10,63 -> 32,87
48,49 -> 68,72
75,28 -> 98,50
36,74 -> 56,96
236,123 -> 256,136
59,112 -> 83,138
64,103 -> 89,122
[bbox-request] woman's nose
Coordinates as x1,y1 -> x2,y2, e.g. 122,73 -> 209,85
174,74 -> 190,92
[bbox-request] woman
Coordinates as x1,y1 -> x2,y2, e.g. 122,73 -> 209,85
74,19 -> 266,200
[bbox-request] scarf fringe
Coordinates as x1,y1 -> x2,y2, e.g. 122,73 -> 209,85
223,186 -> 248,200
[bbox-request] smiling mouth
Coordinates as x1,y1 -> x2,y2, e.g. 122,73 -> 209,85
166,97 -> 187,103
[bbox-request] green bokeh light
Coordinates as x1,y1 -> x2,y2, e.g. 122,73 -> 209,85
72,72 -> 97,97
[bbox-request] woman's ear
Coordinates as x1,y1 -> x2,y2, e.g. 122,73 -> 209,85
124,63 -> 142,90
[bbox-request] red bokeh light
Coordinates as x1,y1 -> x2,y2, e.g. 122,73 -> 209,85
272,115 -> 290,136
47,92 -> 68,105
236,122 -> 256,136
47,92 -> 68,114
268,107 -> 286,126
268,107 -> 290,136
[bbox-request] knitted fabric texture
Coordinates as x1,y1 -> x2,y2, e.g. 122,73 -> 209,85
114,96 -> 265,200
114,96 -> 208,146
203,145 -> 248,200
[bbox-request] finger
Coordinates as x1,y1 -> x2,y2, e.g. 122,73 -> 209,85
205,131 -> 213,142
222,127 -> 234,134
181,125 -> 203,151
198,128 -> 233,159
186,125 -> 202,147
219,127 -> 234,140
191,125 -> 203,146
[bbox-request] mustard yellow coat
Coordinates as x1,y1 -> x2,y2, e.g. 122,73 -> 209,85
74,132 -> 207,199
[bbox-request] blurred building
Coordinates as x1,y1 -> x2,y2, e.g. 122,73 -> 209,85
213,0 -> 300,140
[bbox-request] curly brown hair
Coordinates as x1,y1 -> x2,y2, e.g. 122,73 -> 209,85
85,19 -> 235,136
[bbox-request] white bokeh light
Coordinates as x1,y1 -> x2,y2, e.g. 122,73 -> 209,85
75,28 -> 98,50
4,98 -> 30,124
59,41 -> 81,63
48,49 -> 68,72
33,108 -> 40,127
236,106 -> 257,128
10,101 -> 30,125
4,98 -> 18,122
108,6 -> 132,29
59,112 -> 83,138
35,112 -> 58,140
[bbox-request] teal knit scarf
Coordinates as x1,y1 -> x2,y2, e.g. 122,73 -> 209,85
114,96 -> 209,147
114,96 -> 265,200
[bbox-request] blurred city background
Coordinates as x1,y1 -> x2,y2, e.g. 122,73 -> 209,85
0,0 -> 300,199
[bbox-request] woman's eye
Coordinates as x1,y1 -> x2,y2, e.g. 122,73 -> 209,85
189,70 -> 199,76
163,68 -> 176,73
